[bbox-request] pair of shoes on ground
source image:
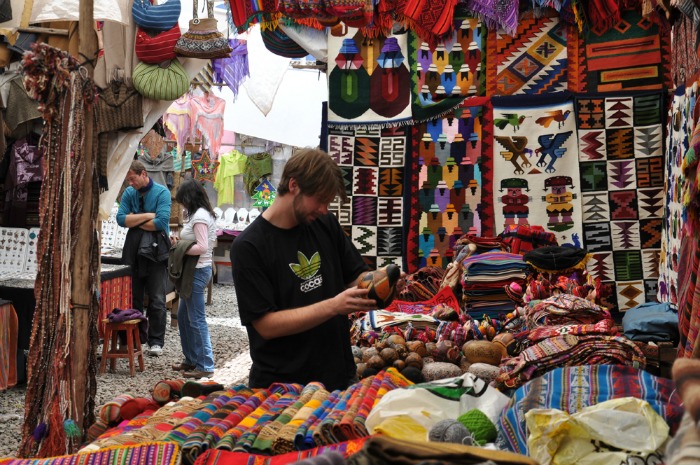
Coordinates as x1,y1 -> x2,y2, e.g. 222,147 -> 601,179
148,345 -> 163,357
172,362 -> 195,371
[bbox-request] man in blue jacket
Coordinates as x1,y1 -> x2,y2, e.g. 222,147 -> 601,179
117,160 -> 172,357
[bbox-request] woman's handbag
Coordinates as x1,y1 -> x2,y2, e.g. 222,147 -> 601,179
95,81 -> 144,133
132,0 -> 181,31
132,59 -> 189,101
135,24 -> 181,64
174,0 -> 232,59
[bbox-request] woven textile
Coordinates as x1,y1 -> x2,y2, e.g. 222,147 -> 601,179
2,442 -> 179,465
0,301 -> 17,390
164,391 -> 237,445
193,149 -> 220,183
406,96 -> 494,272
272,387 -> 331,454
658,84 -> 694,305
326,125 -> 409,269
575,92 -> 665,312
574,9 -> 672,93
492,93 -> 581,245
98,274 -> 132,338
192,438 -> 367,465
496,365 -> 683,455
216,390 -> 277,451
327,29 -> 411,126
408,15 -> 487,123
486,14 -> 570,96
294,390 -> 341,450
235,390 -> 303,452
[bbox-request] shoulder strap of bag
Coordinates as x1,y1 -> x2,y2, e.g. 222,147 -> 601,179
206,0 -> 214,18
192,0 -> 199,20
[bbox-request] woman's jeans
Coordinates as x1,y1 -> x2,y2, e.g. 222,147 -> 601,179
177,265 -> 215,372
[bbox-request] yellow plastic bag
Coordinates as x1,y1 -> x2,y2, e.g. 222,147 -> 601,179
525,397 -> 669,465
372,414 -> 428,441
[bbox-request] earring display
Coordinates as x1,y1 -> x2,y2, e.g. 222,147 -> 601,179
0,227 -> 30,277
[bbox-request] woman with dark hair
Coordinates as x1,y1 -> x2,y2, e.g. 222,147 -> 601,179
171,179 -> 218,378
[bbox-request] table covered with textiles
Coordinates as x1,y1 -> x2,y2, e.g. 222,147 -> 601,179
0,264 -> 132,384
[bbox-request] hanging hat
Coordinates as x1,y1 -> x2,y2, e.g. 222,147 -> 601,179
261,28 -> 309,59
9,32 -> 37,56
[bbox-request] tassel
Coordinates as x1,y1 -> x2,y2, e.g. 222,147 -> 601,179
32,422 -> 48,442
63,419 -> 81,439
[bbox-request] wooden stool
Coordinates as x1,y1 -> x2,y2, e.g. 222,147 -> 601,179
99,319 -> 145,377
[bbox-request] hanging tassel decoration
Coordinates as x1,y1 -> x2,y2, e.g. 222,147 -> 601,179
32,422 -> 48,442
63,419 -> 81,439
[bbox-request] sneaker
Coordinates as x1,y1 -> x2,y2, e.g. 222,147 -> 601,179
183,369 -> 215,379
148,345 -> 163,357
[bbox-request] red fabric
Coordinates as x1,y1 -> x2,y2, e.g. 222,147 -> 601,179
119,397 -> 160,420
383,286 -> 460,315
99,274 -> 132,338
396,0 -> 456,48
135,25 -> 180,64
0,302 -> 17,391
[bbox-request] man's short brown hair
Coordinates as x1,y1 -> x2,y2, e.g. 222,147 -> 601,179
129,160 -> 147,175
277,148 -> 348,203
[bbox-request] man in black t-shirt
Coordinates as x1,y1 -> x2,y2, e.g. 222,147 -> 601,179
230,148 -> 377,391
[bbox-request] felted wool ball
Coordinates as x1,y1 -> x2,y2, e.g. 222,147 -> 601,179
457,409 -> 497,446
422,361 -> 462,381
357,264 -> 401,308
467,363 -> 500,383
428,419 -> 474,445
400,366 -> 425,384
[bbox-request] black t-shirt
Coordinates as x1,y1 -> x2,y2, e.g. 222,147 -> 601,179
230,213 -> 368,391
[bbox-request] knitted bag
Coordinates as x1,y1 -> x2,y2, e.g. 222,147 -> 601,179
174,0 -> 232,59
132,0 -> 181,31
135,24 -> 181,64
133,59 -> 189,101
95,82 -> 144,133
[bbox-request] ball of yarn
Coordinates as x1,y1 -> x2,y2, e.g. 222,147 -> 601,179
457,409 -> 497,446
428,419 -> 474,445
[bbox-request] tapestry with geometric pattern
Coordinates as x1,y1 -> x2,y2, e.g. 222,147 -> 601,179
486,13 -> 570,96
573,9 -> 673,93
327,126 -> 410,270
408,14 -> 487,122
406,96 -> 494,272
658,85 -> 694,305
492,93 -> 581,247
575,92 -> 665,313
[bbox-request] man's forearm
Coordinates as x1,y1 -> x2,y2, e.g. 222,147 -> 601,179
124,213 -> 155,228
252,298 -> 338,340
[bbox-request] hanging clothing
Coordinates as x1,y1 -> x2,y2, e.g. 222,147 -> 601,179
171,148 -> 193,172
164,95 -> 194,157
213,149 -> 247,206
4,137 -> 43,227
137,150 -> 174,189
190,93 -> 226,159
244,152 -> 272,196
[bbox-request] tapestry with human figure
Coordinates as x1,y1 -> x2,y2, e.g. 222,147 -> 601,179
575,92 -> 665,312
327,27 -> 411,126
486,13 -> 570,96
406,96 -> 494,272
326,125 -> 409,270
408,12 -> 487,122
658,85 -> 693,305
491,93 -> 581,247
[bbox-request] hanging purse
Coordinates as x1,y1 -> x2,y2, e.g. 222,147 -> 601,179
174,0 -> 232,59
135,24 -> 181,64
133,59 -> 189,101
95,81 -> 144,133
132,0 -> 181,31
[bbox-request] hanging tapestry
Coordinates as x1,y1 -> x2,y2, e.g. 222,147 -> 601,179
659,85 -> 694,305
491,93 -> 581,247
575,92 -> 665,313
327,28 -> 412,126
327,125 -> 409,269
485,14 -> 570,96
406,96 -> 494,272
573,9 -> 672,93
407,13 -> 487,122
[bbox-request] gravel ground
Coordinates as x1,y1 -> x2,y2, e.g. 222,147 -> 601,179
0,282 -> 251,459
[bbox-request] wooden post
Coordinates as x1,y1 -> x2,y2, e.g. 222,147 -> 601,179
72,0 -> 97,431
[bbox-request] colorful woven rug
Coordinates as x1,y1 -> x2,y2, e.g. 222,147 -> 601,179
485,14 -> 570,96
407,14 -> 487,122
1,442 -> 179,465
658,85 -> 693,305
491,93 -> 582,246
327,28 -> 412,126
573,9 -> 673,93
327,125 -> 410,269
406,96 -> 494,272
575,92 -> 665,312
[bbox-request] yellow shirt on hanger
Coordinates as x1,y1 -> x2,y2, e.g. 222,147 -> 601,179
213,149 -> 247,207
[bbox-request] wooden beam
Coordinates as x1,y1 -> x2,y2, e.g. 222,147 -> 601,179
72,0 -> 98,435
17,26 -> 69,36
